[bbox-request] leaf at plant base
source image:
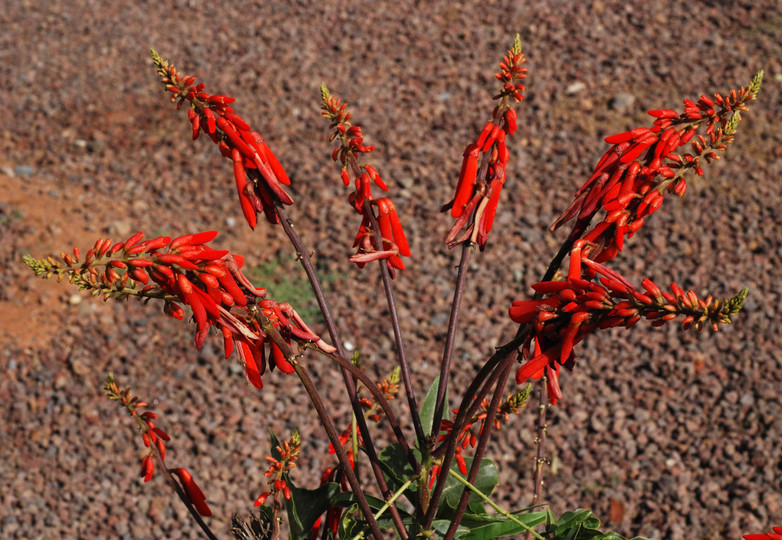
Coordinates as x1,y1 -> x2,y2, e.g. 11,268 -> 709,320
378,442 -> 419,494
285,481 -> 341,540
419,374 -> 449,438
431,518 -> 469,539
338,503 -> 367,539
457,509 -> 548,540
548,508 -> 657,540
335,493 -> 414,539
438,457 -> 499,517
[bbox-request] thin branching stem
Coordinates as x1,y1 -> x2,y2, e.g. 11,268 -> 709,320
431,243 -> 472,444
423,350 -> 507,529
361,199 -> 427,448
424,327 -> 526,530
277,207 -> 409,538
316,346 -> 419,472
530,377 -> 549,507
444,358 -> 514,540
146,428 -> 217,540
258,313 -> 384,540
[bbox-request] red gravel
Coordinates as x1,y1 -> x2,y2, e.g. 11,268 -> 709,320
1,1 -> 781,539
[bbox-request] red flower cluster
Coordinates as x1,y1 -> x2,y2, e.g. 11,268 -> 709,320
431,388 -> 530,487
104,374 -> 211,517
509,241 -> 747,404
321,84 -> 411,275
443,35 -> 526,250
745,526 -> 782,540
551,71 -> 763,263
24,231 -> 335,390
150,50 -> 293,228
253,431 -> 301,507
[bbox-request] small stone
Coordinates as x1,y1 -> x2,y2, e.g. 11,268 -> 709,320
565,81 -> 586,95
14,164 -> 35,177
106,220 -> 132,239
610,92 -> 636,113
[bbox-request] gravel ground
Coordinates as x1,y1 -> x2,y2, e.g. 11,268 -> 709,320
1,1 -> 781,539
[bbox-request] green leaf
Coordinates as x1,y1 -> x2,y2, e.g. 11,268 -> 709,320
439,457 -> 498,511
419,375 -> 449,438
547,509 -> 657,540
285,481 -> 341,540
555,509 -> 601,538
431,519 -> 469,539
458,509 -> 547,539
378,443 -> 418,490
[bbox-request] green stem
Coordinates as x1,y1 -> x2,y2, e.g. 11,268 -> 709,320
374,478 -> 414,521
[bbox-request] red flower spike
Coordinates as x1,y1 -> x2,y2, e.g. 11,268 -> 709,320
444,36 -> 526,249
321,84 -> 412,274
150,51 -> 294,228
509,254 -> 748,403
552,73 -> 762,262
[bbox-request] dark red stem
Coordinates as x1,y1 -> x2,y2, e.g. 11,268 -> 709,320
443,358 -> 515,540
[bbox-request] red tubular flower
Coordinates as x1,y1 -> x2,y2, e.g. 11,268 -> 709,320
509,243 -> 748,404
171,468 -> 212,517
150,50 -> 293,228
744,526 -> 782,540
321,84 -> 412,276
443,35 -> 526,251
551,71 -> 763,263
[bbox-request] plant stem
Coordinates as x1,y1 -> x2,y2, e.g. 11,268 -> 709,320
319,347 -> 419,472
145,430 -> 217,540
446,469 -> 545,540
277,207 -> 408,538
431,243 -> 472,444
292,359 -> 384,540
260,314 -> 383,540
530,376 -> 549,507
422,349 -> 509,529
443,358 -> 514,540
362,199 -> 427,448
374,478 -> 414,521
